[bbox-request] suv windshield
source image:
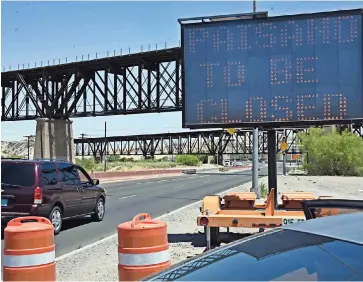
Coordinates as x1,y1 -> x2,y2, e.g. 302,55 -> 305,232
1,162 -> 35,187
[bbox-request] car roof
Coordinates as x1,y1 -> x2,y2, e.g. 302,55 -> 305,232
1,159 -> 71,164
1,159 -> 38,164
282,211 -> 363,245
145,212 -> 363,281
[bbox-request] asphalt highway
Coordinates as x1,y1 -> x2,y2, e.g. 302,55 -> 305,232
1,165 -> 281,259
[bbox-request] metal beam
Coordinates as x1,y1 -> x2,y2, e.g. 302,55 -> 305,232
74,125 -> 363,157
74,129 -> 307,157
1,48 -> 181,121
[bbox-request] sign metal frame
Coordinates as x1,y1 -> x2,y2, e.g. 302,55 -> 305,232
179,9 -> 363,130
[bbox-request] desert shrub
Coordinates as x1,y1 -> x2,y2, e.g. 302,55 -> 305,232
96,160 -> 178,171
175,155 -> 200,166
159,156 -> 169,162
108,155 -> 120,162
209,156 -> 216,164
260,182 -> 268,198
297,128 -> 363,176
197,155 -> 208,164
118,157 -> 134,162
75,157 -> 96,171
2,154 -> 23,159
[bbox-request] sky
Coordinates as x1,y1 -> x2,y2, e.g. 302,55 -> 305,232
1,0 -> 362,141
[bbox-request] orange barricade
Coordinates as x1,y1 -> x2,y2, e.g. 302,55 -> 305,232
117,213 -> 171,281
3,216 -> 56,282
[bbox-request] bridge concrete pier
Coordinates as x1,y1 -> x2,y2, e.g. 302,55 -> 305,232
33,118 -> 75,163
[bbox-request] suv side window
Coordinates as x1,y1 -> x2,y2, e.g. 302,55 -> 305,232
59,163 -> 80,186
40,163 -> 58,186
76,166 -> 91,183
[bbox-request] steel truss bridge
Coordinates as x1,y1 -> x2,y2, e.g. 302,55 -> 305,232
1,48 -> 181,121
74,125 -> 363,157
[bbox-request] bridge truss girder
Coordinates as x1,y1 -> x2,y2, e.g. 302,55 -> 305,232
74,129 -> 306,157
1,48 -> 181,121
74,125 -> 363,157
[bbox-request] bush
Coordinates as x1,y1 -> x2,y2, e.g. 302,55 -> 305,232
297,128 -> 363,176
75,158 -> 97,171
197,155 -> 208,164
3,154 -> 23,159
175,155 -> 200,166
119,157 -> 134,162
108,155 -> 120,162
209,156 -> 216,164
159,156 -> 169,162
260,182 -> 268,198
95,160 -> 177,171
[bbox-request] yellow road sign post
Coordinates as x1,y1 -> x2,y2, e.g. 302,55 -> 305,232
280,136 -> 288,152
280,142 -> 288,152
226,128 -> 236,135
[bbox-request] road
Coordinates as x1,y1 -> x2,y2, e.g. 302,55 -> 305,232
1,164 -> 281,259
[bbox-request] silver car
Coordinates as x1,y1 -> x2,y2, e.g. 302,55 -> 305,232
145,199 -> 363,281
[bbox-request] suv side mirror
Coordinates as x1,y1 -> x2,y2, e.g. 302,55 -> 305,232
92,179 -> 100,186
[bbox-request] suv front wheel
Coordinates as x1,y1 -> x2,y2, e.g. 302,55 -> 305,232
92,197 -> 105,221
49,206 -> 63,235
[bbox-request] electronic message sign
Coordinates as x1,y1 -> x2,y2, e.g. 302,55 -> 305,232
180,9 -> 363,128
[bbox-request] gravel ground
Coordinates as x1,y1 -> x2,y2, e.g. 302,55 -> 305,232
56,175 -> 363,281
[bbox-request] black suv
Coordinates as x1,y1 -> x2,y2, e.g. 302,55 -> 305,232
1,158 -> 106,234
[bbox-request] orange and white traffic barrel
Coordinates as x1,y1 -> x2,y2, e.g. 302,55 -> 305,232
3,216 -> 56,281
118,213 -> 171,281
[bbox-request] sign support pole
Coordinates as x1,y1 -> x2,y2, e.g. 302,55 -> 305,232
267,129 -> 277,208
282,129 -> 287,175
252,128 -> 260,198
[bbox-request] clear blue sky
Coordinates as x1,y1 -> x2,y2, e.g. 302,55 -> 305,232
1,1 -> 362,141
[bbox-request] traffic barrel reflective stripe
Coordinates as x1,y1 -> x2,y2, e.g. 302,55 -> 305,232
118,213 -> 171,281
3,249 -> 55,267
119,249 -> 170,266
3,216 -> 56,282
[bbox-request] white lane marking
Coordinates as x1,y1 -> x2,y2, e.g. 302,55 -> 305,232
118,249 -> 170,266
175,185 -> 184,188
136,177 -> 191,185
118,195 -> 137,200
56,178 -> 251,262
4,250 -> 55,267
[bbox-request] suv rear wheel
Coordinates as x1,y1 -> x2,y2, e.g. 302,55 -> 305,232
49,206 -> 63,235
92,197 -> 105,221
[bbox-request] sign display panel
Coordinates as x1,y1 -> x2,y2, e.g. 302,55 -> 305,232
181,10 -> 363,128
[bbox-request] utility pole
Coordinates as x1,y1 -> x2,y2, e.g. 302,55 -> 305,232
103,121 -> 107,172
282,129 -> 287,176
23,135 -> 35,160
251,0 -> 259,196
80,133 -> 87,160
252,128 -> 260,198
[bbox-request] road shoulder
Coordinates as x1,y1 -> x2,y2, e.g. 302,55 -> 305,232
56,174 -> 363,281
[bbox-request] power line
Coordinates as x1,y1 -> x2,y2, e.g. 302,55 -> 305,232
23,135 -> 35,159
75,125 -> 183,133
